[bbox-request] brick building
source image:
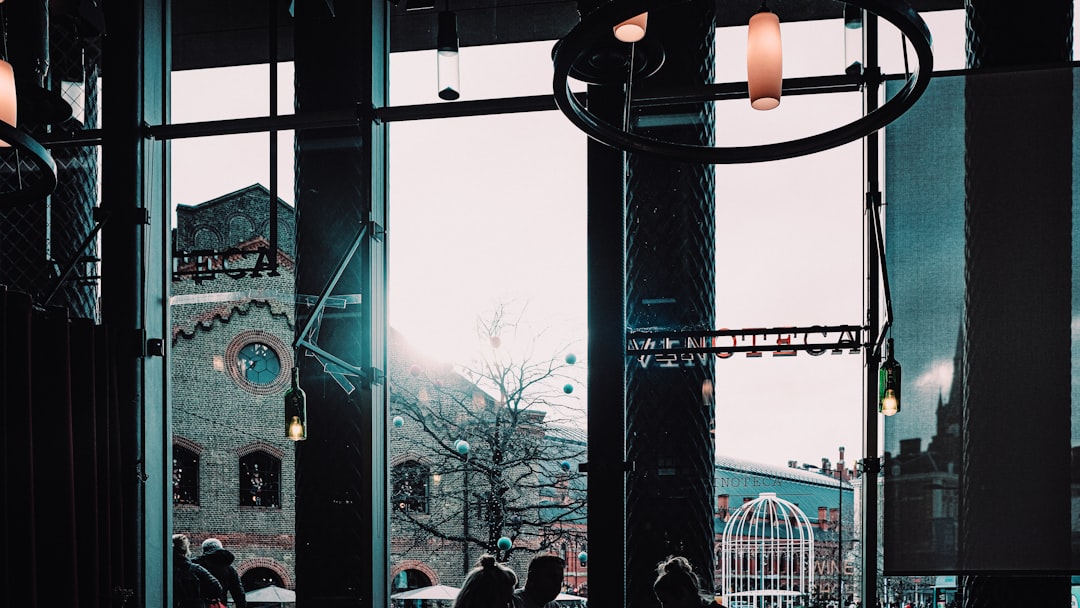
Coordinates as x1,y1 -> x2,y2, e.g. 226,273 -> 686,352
170,185 -> 589,596
171,185 -> 300,591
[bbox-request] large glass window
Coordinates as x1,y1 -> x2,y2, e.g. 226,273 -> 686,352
159,4 -> 1074,608
387,106 -> 587,581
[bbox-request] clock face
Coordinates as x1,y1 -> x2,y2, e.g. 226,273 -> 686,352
237,342 -> 281,385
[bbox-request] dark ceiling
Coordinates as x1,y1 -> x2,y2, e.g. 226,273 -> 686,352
172,0 -> 963,71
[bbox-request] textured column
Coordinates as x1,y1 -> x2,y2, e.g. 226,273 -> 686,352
961,1 -> 1072,605
586,81 -> 627,606
293,2 -> 389,607
624,2 -> 716,607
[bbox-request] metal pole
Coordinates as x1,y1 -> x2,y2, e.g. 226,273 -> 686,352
463,455 -> 470,576
862,11 -> 882,608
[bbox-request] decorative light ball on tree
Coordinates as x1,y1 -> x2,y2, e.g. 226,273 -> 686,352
409,364 -> 422,377
563,383 -> 574,394
565,353 -> 577,365
490,335 -> 502,348
560,460 -> 571,471
457,440 -> 470,455
497,536 -> 512,551
392,416 -> 404,428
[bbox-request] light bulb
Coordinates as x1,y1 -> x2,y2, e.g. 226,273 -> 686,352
288,415 -> 307,440
880,390 -> 899,416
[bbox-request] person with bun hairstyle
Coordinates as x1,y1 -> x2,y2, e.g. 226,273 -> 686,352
172,534 -> 223,608
453,554 -> 519,608
653,555 -> 725,608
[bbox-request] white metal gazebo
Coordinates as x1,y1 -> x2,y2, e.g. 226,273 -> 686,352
720,492 -> 815,608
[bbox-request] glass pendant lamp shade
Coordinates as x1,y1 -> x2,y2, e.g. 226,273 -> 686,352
437,11 -> 460,101
613,12 -> 648,43
747,8 -> 782,111
0,59 -> 16,147
285,366 -> 307,440
878,338 -> 902,416
843,4 -> 863,74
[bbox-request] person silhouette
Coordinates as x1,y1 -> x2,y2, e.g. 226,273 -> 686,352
514,554 -> 565,608
653,555 -> 723,608
453,554 -> 518,608
172,534 -> 223,608
193,538 -> 247,608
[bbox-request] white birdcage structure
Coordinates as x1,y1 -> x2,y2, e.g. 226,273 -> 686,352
720,492 -> 815,608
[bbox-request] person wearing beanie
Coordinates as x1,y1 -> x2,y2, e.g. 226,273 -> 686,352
193,538 -> 247,608
172,534 -> 223,608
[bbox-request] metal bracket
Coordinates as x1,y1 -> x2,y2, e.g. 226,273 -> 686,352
578,461 -> 634,474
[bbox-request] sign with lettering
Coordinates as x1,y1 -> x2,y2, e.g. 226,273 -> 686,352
173,247 -> 280,284
627,325 -> 863,368
716,476 -> 783,489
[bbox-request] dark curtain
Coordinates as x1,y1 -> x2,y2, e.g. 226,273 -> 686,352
1,285 -> 128,607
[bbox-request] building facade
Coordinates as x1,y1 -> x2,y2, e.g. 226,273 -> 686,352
170,185 -> 590,595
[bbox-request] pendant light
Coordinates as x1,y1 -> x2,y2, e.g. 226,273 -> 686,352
844,3 -> 863,75
0,0 -> 15,147
879,338 -> 901,416
747,2 -> 782,110
613,12 -> 648,43
285,366 -> 308,440
437,9 -> 460,100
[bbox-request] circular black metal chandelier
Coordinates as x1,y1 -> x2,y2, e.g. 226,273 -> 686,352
552,0 -> 934,164
0,119 -> 58,208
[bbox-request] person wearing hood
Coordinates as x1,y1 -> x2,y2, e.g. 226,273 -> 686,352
194,538 -> 247,608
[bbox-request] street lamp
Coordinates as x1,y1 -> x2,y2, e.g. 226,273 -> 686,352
456,439 -> 471,576
837,448 -> 844,608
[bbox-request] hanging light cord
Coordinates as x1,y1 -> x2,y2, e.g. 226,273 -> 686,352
0,3 -> 8,62
623,42 -> 636,132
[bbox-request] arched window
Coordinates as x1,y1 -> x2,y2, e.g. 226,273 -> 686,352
228,215 -> 254,244
391,568 -> 432,594
391,460 -> 430,514
173,444 -> 200,505
240,451 -> 281,508
241,567 -> 284,592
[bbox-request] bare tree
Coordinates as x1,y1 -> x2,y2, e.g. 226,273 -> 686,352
389,305 -> 587,573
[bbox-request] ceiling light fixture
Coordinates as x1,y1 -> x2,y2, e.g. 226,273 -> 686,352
552,0 -> 933,164
285,366 -> 308,441
0,57 -> 15,145
0,0 -> 56,207
437,9 -> 460,100
613,12 -> 648,43
878,338 -> 901,416
746,2 -> 782,111
0,0 -> 12,145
